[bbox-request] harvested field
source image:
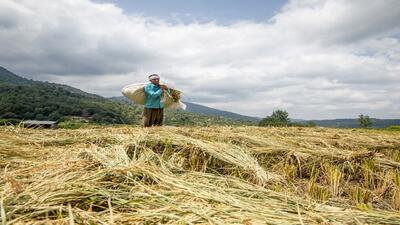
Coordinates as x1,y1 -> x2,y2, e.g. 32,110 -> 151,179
1,125 -> 400,224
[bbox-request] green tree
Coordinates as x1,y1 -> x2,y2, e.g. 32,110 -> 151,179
259,110 -> 290,127
35,113 -> 46,120
358,114 -> 372,128
48,111 -> 62,121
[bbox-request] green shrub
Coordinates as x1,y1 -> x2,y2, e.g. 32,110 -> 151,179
58,121 -> 89,129
0,118 -> 21,125
384,126 -> 400,131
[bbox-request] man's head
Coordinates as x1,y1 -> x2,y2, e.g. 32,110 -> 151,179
148,74 -> 160,85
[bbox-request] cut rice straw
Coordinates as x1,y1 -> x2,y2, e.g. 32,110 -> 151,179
1,125 -> 400,224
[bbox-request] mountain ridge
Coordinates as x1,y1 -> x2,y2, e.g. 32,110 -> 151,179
303,118 -> 400,128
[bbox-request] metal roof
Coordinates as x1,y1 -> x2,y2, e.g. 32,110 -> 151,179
22,120 -> 58,125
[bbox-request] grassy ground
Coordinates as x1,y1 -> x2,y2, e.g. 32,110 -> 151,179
1,125 -> 400,224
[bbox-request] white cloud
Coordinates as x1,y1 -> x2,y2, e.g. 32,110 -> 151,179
0,0 -> 399,119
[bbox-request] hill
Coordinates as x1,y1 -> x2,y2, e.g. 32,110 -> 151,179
296,118 -> 400,128
184,101 -> 260,122
0,67 -> 100,98
1,125 -> 400,224
0,66 -> 141,124
0,66 -> 33,85
0,66 -> 253,126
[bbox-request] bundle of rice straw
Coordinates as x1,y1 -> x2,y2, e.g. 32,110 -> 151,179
121,83 -> 186,110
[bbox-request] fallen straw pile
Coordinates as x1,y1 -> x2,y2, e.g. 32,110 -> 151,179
1,125 -> 400,224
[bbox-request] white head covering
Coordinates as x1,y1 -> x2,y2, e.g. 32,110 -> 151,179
148,74 -> 160,80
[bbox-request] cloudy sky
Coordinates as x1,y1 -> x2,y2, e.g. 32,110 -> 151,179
1,0 -> 399,119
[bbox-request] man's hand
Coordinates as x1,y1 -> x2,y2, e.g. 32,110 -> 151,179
160,84 -> 168,90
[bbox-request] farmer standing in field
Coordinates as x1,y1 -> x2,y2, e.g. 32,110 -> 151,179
142,74 -> 167,127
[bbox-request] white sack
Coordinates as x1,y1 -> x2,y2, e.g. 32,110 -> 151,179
122,83 -> 186,110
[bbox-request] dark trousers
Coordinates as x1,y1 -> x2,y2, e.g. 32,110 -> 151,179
142,108 -> 164,127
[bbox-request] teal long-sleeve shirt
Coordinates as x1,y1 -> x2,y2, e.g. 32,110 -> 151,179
144,83 -> 164,109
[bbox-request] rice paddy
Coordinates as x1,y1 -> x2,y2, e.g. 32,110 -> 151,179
1,125 -> 400,224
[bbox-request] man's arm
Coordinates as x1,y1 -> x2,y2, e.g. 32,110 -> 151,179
160,84 -> 168,90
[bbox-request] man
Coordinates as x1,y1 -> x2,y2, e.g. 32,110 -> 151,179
142,74 -> 167,127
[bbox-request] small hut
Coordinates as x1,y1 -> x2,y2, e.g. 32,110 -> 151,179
22,120 -> 58,129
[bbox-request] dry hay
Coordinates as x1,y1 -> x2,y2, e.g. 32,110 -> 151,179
1,125 -> 400,224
